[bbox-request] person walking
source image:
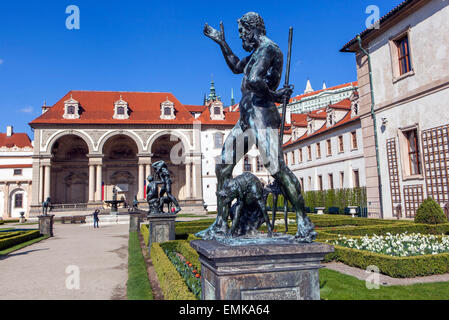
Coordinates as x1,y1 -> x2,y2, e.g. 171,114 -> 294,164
93,209 -> 100,229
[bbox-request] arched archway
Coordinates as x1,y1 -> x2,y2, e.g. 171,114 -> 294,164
151,134 -> 187,200
50,134 -> 89,204
102,135 -> 139,204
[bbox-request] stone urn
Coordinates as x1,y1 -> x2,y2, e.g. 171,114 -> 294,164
348,206 -> 358,218
19,212 -> 26,224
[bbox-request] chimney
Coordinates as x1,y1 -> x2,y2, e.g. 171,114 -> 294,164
6,126 -> 13,137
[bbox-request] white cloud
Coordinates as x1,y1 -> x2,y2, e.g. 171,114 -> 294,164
20,106 -> 34,113
0,59 -> 3,65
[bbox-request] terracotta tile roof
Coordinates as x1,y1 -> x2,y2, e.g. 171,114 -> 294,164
328,98 -> 352,110
0,164 -> 32,169
283,101 -> 360,147
0,133 -> 33,148
291,114 -> 308,126
195,105 -> 240,126
30,91 -> 197,126
184,105 -> 207,113
340,0 -> 418,52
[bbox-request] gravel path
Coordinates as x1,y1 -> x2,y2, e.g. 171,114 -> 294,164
0,223 -> 129,300
324,262 -> 449,286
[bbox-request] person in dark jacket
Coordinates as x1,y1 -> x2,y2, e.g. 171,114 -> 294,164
93,209 -> 100,229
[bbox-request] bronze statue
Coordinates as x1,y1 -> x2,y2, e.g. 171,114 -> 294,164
197,12 -> 316,243
152,160 -> 182,214
42,197 -> 51,216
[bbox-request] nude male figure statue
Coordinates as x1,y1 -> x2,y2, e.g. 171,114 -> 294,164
200,12 -> 316,242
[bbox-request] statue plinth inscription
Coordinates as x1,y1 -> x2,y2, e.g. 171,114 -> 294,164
191,240 -> 334,300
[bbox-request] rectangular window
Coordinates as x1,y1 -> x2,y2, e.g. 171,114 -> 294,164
244,156 -> 252,172
396,35 -> 412,76
405,129 -> 421,175
316,143 -> 321,159
291,151 -> 295,165
256,156 -> 264,172
338,135 -> 344,153
308,176 -> 312,190
351,131 -> 358,150
318,175 -> 323,191
353,170 -> 360,188
308,146 -> 312,161
299,149 -> 303,162
300,178 -> 304,190
340,171 -> 345,188
164,107 -> 171,116
14,193 -> 23,208
214,133 -> 223,149
329,174 -> 334,190
326,139 -> 332,156
13,169 -> 22,176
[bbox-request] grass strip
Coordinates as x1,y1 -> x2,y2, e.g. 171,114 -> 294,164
127,232 -> 153,300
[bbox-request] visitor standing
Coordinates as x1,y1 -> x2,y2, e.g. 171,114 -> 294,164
93,209 -> 100,229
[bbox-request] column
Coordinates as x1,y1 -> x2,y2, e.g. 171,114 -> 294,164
192,163 -> 197,198
138,164 -> 144,200
88,165 -> 95,202
38,165 -> 44,203
186,161 -> 192,199
4,183 -> 9,219
145,164 -> 151,180
96,165 -> 102,201
44,165 -> 51,201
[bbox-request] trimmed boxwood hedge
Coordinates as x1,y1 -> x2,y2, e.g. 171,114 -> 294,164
0,230 -> 40,251
150,242 -> 197,300
323,223 -> 449,236
324,244 -> 449,278
141,224 -> 149,246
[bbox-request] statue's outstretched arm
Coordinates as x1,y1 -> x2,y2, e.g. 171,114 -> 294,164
204,22 -> 247,74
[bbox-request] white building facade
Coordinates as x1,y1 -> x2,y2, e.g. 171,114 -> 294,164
341,0 -> 449,219
0,126 -> 33,219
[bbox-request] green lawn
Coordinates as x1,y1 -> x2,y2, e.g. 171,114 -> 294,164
127,231 -> 153,300
320,268 -> 449,300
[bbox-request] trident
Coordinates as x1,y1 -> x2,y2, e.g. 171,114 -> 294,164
279,27 -> 294,145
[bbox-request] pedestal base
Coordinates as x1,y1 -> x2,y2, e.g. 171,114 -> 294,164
190,240 -> 334,300
129,213 -> 141,232
38,215 -> 55,237
147,214 -> 176,253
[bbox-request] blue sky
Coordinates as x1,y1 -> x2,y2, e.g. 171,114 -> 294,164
0,0 -> 400,138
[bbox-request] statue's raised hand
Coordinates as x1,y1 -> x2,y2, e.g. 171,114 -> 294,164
203,22 -> 225,45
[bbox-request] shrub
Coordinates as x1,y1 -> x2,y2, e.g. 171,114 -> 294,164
0,230 -> 40,251
150,243 -> 197,300
415,198 -> 447,225
324,244 -> 449,278
141,224 -> 149,246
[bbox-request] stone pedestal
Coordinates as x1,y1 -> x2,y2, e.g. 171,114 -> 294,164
190,240 -> 334,300
129,213 -> 141,232
147,214 -> 176,253
38,215 -> 55,237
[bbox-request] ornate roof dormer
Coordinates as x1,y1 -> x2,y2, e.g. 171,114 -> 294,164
350,91 -> 360,118
113,95 -> 130,120
209,100 -> 225,121
63,95 -> 80,119
160,99 -> 176,120
326,106 -> 335,127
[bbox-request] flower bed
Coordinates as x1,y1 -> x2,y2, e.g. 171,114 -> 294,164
160,242 -> 201,299
328,233 -> 449,257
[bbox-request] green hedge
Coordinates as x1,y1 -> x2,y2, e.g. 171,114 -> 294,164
0,230 -> 40,251
323,223 -> 449,236
141,224 -> 149,246
150,242 -> 197,300
324,244 -> 449,278
303,187 -> 367,213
